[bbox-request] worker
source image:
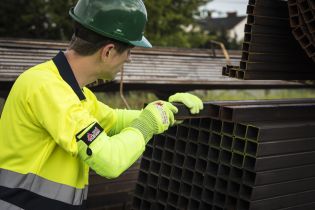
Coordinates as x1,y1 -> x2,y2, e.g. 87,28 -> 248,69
0,0 -> 203,209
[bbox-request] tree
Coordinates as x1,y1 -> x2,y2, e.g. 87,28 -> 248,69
144,0 -> 212,48
0,0 -> 213,47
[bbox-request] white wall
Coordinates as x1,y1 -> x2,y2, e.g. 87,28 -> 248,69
228,17 -> 247,42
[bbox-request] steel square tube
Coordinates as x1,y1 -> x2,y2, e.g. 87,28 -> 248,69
289,4 -> 300,17
211,119 -> 222,133
169,180 -> 180,194
208,147 -> 220,163
175,139 -> 186,155
244,24 -> 290,36
200,118 -> 212,130
137,170 -> 148,185
180,182 -> 192,197
143,144 -> 153,159
247,14 -> 290,27
167,192 -> 179,207
228,181 -> 241,197
221,135 -> 233,151
243,151 -> 315,172
148,173 -> 159,187
214,192 -> 226,207
298,0 -> 310,11
199,202 -> 213,209
182,169 -> 194,183
210,132 -> 222,148
174,153 -> 185,167
245,141 -> 257,157
197,144 -> 209,160
204,174 -> 216,190
150,161 -> 161,175
164,125 -> 177,138
241,51 -> 303,63
188,199 -> 200,210
225,196 -> 238,209
186,142 -> 198,157
173,102 -> 214,120
188,128 -> 199,142
234,123 -> 247,138
215,178 -> 228,193
159,176 -> 170,191
222,121 -> 235,136
242,42 -> 294,54
165,136 -> 176,151
132,196 -> 142,209
140,200 -> 151,210
249,137 -> 315,157
240,60 -> 314,72
134,184 -> 145,197
280,201 -> 315,210
190,118 -> 201,129
201,188 -> 214,204
140,157 -> 150,171
213,205 -> 224,210
246,120 -> 315,142
246,5 -> 289,18
229,167 -> 243,182
163,150 -> 174,164
193,172 -> 204,187
240,177 -> 315,201
152,148 -> 163,161
191,185 -> 203,200
243,33 -> 292,45
231,153 -> 244,168
238,70 -> 315,80
157,189 -> 168,203
161,163 -> 172,177
171,166 -> 182,181
206,161 -> 219,177
145,186 -> 157,200
221,103 -> 315,122
176,125 -> 189,140
219,149 -> 232,165
249,0 -> 288,8
233,138 -> 246,154
184,156 -> 196,170
198,130 -> 211,145
243,163 -> 315,186
178,196 -> 189,209
218,164 -> 230,179
196,158 -> 207,173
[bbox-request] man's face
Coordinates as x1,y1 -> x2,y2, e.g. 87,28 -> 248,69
100,46 -> 132,80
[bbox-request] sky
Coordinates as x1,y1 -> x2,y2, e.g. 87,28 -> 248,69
200,0 -> 248,17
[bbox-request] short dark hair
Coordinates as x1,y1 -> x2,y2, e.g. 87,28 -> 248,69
68,22 -> 131,56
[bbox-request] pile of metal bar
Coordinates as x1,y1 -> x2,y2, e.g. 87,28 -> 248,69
132,99 -> 315,210
288,0 -> 315,62
222,0 -> 315,80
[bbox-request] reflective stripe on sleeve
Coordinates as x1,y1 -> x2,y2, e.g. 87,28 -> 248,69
0,168 -> 88,206
0,199 -> 24,210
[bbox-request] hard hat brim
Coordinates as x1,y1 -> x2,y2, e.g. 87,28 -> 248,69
130,36 -> 152,48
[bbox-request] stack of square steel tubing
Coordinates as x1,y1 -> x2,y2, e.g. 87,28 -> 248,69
288,0 -> 315,62
222,0 -> 315,80
132,99 -> 315,210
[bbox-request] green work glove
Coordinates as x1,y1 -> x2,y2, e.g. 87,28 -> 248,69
130,101 -> 178,143
168,93 -> 204,114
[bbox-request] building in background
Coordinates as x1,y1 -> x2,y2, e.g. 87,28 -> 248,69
199,12 -> 247,43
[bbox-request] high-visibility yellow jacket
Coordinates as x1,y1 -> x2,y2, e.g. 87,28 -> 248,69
0,51 -> 144,210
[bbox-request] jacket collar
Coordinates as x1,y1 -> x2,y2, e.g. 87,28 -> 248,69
52,51 -> 86,101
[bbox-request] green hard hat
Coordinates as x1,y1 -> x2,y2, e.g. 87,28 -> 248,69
69,0 -> 152,48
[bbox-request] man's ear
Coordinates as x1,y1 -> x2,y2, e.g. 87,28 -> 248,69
100,44 -> 115,61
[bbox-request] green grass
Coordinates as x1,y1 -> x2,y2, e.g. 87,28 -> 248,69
1,89 -> 315,114
95,89 -> 315,109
